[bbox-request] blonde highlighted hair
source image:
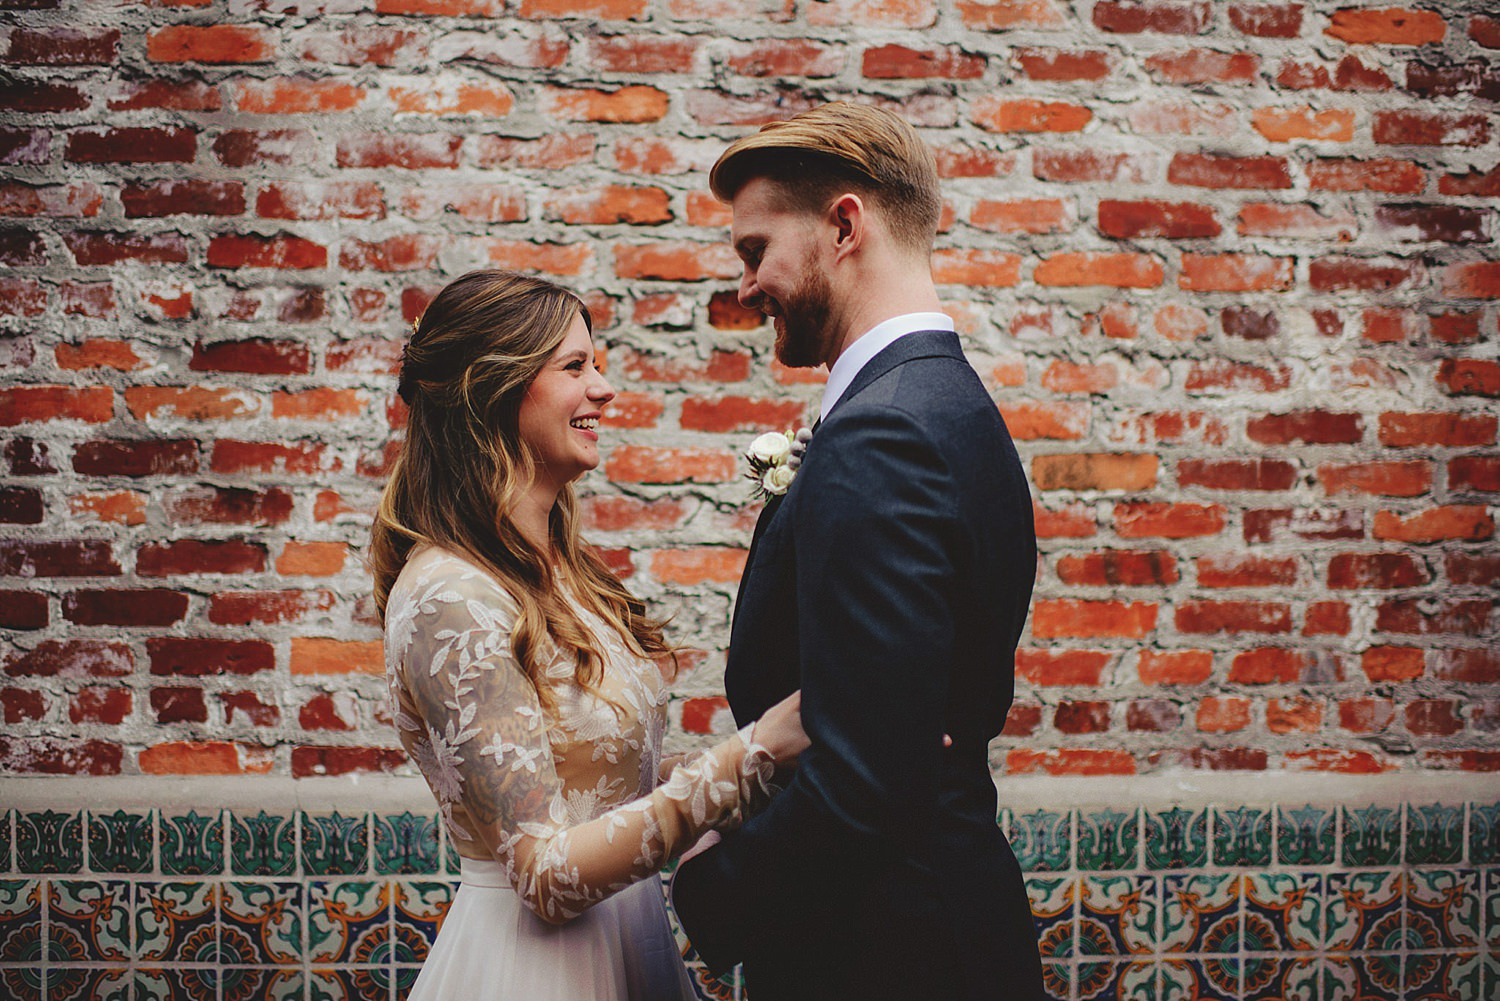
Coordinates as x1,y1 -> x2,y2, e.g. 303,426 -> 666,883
709,101 -> 942,252
370,269 -> 671,706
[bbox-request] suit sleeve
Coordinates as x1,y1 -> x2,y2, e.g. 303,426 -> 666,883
673,406 -> 961,970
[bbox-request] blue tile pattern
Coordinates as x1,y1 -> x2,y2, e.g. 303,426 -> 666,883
0,801 -> 1494,1000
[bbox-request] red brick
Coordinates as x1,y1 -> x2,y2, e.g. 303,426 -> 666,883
0,737 -> 122,775
1229,647 -> 1313,683
69,492 -> 146,526
1375,506 -> 1492,543
1317,460 -> 1432,497
278,542 -> 349,576
605,445 -> 735,484
213,129 -> 316,167
1432,648 -> 1500,683
62,588 -> 188,626
0,385 -> 112,426
339,234 -> 440,272
4,639 -> 131,678
1114,501 -> 1226,538
1015,48 -> 1111,80
3,27 -> 119,64
221,691 -> 280,726
1229,3 -> 1303,37
1176,600 -> 1292,634
1237,202 -> 1357,241
1306,600 -> 1352,636
726,39 -> 842,77
148,25 -> 271,63
613,241 -> 738,281
1033,502 -> 1097,538
971,198 -> 1070,235
1015,648 -> 1113,686
1034,147 -> 1154,183
1126,698 -> 1181,732
208,234 -> 326,270
0,79 -> 86,112
551,184 -> 671,225
1146,48 -> 1259,83
1169,152 -> 1292,189
1449,457 -> 1500,493
544,84 -> 667,123
389,80 -> 512,116
1002,702 -> 1043,737
1197,696 -> 1252,733
1442,263 -> 1500,300
258,181 -> 385,220
480,240 -> 593,276
1138,649 -> 1213,684
1032,453 -> 1157,491
1376,597 -> 1491,635
1267,697 -> 1322,734
124,387 -> 255,421
1376,203 -> 1486,243
931,248 -> 1022,286
140,741 -> 273,776
1374,110 -> 1489,147
476,133 -> 596,169
117,179 -> 242,219
1128,99 -> 1239,137
679,395 -> 807,433
650,548 -> 746,585
0,591 -> 47,630
151,687 -> 207,724
0,181 -> 104,217
0,129 -> 48,166
1326,7 -> 1446,45
974,97 -> 1092,133
1149,747 -> 1270,771
1243,508 -> 1364,545
1098,199 -> 1218,239
0,486 -> 41,524
0,277 -> 44,315
137,539 -> 267,576
579,496 -> 688,533
1254,106 -> 1356,142
1032,599 -> 1157,639
1054,700 -> 1110,734
1327,552 -> 1429,589
956,0 -> 1066,30
298,692 -> 356,731
1197,554 -> 1300,588
1474,15 -> 1500,47
1094,1 -> 1210,34
1247,410 -> 1363,445
600,391 -> 664,428
336,132 -> 462,169
108,78 -> 221,111
72,438 -> 198,478
164,486 -> 294,527
2,687 -> 46,723
1308,157 -> 1424,193
0,538 -> 120,578
148,638 -> 274,677
1310,257 -> 1421,292
1177,458 -> 1296,491
297,26 -> 427,65
1004,749 -> 1136,777
999,401 -> 1089,440
1035,253 -> 1163,287
863,43 -> 984,79
1056,549 -> 1178,586
63,230 -> 189,265
1441,166 -> 1500,197
65,126 -> 195,163
1340,697 -> 1395,734
1406,700 -> 1463,737
290,745 -> 406,778
1180,254 -> 1293,292
1430,313 -> 1482,347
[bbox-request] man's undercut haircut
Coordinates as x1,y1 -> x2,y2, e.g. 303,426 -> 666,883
710,101 -> 942,254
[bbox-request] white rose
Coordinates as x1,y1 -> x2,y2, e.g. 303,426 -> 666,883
748,431 -> 793,465
762,465 -> 796,495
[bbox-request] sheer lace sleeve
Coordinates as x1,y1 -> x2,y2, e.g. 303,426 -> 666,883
386,551 -> 775,924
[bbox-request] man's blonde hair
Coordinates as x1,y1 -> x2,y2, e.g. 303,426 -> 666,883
709,101 -> 942,253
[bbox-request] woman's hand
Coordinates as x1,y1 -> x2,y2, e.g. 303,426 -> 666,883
751,690 -> 810,768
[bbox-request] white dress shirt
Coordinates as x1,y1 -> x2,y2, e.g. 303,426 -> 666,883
818,312 -> 955,423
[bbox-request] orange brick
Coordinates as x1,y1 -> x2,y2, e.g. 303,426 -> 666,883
277,541 -> 347,576
290,637 -> 383,675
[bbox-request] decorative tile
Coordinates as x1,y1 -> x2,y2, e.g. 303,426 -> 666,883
1487,868 -> 1500,947
1405,951 -> 1479,999
1039,962 -> 1069,1001
1074,960 -> 1155,1001
684,952 -> 743,1001
134,967 -> 220,1001
160,810 -> 225,876
1080,875 -> 1156,955
1011,808 -> 1071,872
1241,957 -> 1317,1001
394,880 -> 453,954
87,810 -> 153,875
0,879 -> 42,962
134,882 -> 216,963
221,881 -> 302,964
1342,805 -> 1401,867
0,965 -> 44,1001
1406,802 -> 1463,865
1245,872 -> 1321,951
52,967 -> 131,1001
1028,875 -> 1074,966
309,967 -> 392,1001
1324,954 -> 1403,1000
308,879 -> 387,963
1160,957 -> 1237,1001
1077,807 -> 1138,871
1213,805 -> 1271,867
374,811 -> 439,875
49,879 -> 131,962
231,810 -> 297,877
1326,871 -> 1401,952
220,968 -> 305,1001
16,810 -> 82,873
302,811 -> 370,875
1469,802 -> 1500,864
1278,804 -> 1335,866
1145,806 -> 1207,870
1161,873 -> 1239,954
0,809 -> 10,872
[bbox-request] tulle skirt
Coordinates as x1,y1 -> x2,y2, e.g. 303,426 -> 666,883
408,858 -> 700,1001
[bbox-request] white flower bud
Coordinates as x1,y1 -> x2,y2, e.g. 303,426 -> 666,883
762,465 -> 796,495
748,431 -> 793,465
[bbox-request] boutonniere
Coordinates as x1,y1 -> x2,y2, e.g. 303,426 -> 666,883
745,427 -> 812,499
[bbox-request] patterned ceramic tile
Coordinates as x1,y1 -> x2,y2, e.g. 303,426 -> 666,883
1161,873 -> 1239,954
1487,868 -> 1500,948
1406,868 -> 1481,951
49,879 -> 131,962
309,966 -> 392,1001
1213,805 -> 1271,867
302,812 -> 370,876
1278,804 -> 1335,866
1241,957 -> 1317,1001
1012,808 -> 1071,872
1074,960 -> 1156,1001
1325,870 -> 1401,952
1406,802 -> 1463,865
220,881 -> 302,964
1341,805 -> 1401,867
0,964 -> 45,1001
1080,875 -> 1156,955
0,879 -> 41,962
134,881 -> 216,963
1160,956 -> 1237,1001
16,810 -> 82,873
1145,807 -> 1207,870
231,810 -> 298,877
308,879 -> 388,963
1404,951 -> 1480,999
0,809 -> 10,872
1077,807 -> 1138,870
1028,875 -> 1075,967
1327,954 -> 1404,1000
1245,872 -> 1321,951
1470,802 -> 1500,864
87,810 -> 153,875
374,811 -> 439,875
160,810 -> 225,876
134,967 -> 220,1001
683,952 -> 743,1001
393,880 -> 452,955
1039,962 -> 1069,1001
219,967 -> 305,1001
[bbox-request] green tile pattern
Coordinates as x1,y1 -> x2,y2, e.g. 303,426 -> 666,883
0,801 -> 1494,1000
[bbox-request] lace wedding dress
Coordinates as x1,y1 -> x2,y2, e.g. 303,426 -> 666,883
385,546 -> 772,1001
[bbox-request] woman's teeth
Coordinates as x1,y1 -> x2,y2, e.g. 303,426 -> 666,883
570,417 -> 598,430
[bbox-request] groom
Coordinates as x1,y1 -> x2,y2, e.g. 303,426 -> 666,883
672,103 -> 1045,999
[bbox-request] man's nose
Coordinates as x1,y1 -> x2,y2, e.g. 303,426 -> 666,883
738,270 -> 760,309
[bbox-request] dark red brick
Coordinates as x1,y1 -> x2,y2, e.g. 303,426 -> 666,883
147,638 -> 275,677
62,588 -> 189,626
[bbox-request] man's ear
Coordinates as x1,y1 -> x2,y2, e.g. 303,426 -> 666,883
828,193 -> 864,260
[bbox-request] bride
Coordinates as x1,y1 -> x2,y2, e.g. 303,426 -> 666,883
370,269 -> 807,1000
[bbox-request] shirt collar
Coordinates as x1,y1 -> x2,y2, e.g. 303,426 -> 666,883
818,312 -> 955,422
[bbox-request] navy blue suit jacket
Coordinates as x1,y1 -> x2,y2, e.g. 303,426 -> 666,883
671,331 -> 1045,1000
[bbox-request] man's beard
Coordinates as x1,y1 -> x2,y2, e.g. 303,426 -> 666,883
771,264 -> 834,369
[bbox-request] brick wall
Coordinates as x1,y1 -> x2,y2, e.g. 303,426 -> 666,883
0,0 -> 1496,783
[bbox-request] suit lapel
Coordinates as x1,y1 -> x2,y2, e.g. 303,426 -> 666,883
822,329 -> 964,423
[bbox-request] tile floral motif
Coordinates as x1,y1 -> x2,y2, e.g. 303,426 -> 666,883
134,882 -> 216,963
1077,808 -> 1138,871
1487,868 -> 1500,948
1160,957 -> 1237,1001
394,880 -> 453,953
1213,805 -> 1270,867
1240,957 -> 1317,1001
374,811 -> 440,875
1277,804 -> 1334,866
231,811 -> 297,877
134,967 -> 220,1001
88,810 -> 153,875
1161,873 -> 1239,954
302,812 -> 370,876
1039,961 -> 1069,1001
1073,960 -> 1154,1001
1028,875 -> 1075,968
160,810 -> 225,876
1244,872 -> 1321,951
1145,807 -> 1207,870
220,882 -> 302,965
1012,808 -> 1071,872
1404,951 -> 1479,1000
1406,802 -> 1463,865
309,967 -> 390,1001
1406,868 -> 1480,951
16,810 -> 82,873
308,879 -> 387,963
49,879 -> 131,962
1080,875 -> 1156,955
0,879 -> 41,961
218,968 -> 304,1001
0,810 -> 10,872
1341,805 -> 1401,867
1470,802 -> 1500,864
1325,870 -> 1401,952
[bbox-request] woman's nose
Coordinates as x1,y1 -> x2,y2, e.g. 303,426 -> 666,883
589,371 -> 615,405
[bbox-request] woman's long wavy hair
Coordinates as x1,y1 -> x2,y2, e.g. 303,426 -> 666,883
370,269 -> 672,706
